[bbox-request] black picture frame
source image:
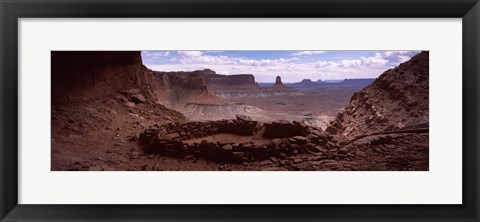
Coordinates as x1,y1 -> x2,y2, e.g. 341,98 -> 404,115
1,0 -> 479,221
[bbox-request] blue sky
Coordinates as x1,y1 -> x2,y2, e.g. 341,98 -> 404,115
141,50 -> 420,82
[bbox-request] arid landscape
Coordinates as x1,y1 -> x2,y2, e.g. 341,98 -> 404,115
51,50 -> 429,171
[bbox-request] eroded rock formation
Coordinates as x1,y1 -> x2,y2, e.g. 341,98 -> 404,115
326,51 -> 429,139
146,68 -> 262,109
146,69 -> 220,108
288,78 -> 375,89
52,51 -> 158,104
203,72 -> 260,89
273,75 -> 286,88
263,120 -> 309,139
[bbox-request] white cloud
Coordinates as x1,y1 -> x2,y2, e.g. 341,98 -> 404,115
291,51 -> 326,56
380,51 -> 419,65
315,61 -> 338,68
238,57 -> 297,66
178,51 -> 203,57
172,51 -> 300,68
142,51 -> 170,57
142,51 -> 422,82
173,51 -> 238,65
340,53 -> 389,68
398,55 -> 411,63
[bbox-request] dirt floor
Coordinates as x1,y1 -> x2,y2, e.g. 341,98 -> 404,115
51,97 -> 284,171
51,87 -> 428,171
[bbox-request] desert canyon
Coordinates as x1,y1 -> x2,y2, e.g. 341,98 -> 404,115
51,51 -> 429,171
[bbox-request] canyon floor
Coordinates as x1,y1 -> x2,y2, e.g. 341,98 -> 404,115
51,86 -> 428,171
181,87 -> 359,130
51,87 -> 348,170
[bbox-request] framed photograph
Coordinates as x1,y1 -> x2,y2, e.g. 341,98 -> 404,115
1,0 -> 479,221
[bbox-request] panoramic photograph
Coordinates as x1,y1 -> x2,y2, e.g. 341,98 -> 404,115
51,50 -> 429,171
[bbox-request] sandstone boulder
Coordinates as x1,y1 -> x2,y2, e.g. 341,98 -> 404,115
291,136 -> 308,143
121,88 -> 141,96
235,114 -> 253,121
129,94 -> 147,103
158,133 -> 180,141
325,126 -> 338,134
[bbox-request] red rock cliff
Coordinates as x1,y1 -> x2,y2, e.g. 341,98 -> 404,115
145,69 -> 221,108
200,69 -> 259,89
52,51 -> 158,104
326,51 -> 429,139
152,70 -> 209,91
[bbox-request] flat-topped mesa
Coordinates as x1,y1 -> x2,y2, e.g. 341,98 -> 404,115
288,78 -> 375,89
152,71 -> 209,91
194,68 -> 216,75
203,73 -> 260,90
273,75 -> 287,88
288,79 -> 316,89
151,68 -> 259,90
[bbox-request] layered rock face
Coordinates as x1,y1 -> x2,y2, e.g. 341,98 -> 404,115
52,51 -> 158,104
146,68 -> 262,108
51,51 -> 186,123
326,51 -> 429,139
144,69 -> 220,108
204,74 -> 256,86
203,71 -> 260,89
153,71 -> 208,91
149,69 -> 259,90
51,51 -> 213,110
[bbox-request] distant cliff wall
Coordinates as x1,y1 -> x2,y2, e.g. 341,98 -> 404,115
149,69 -> 220,108
287,78 -> 375,89
147,69 -> 260,108
203,74 -> 259,89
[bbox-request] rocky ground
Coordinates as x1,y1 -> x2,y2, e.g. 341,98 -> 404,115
52,92 -> 428,171
51,91 -> 189,171
327,51 -> 429,139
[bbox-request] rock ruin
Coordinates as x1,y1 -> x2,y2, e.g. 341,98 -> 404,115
138,115 -> 336,164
